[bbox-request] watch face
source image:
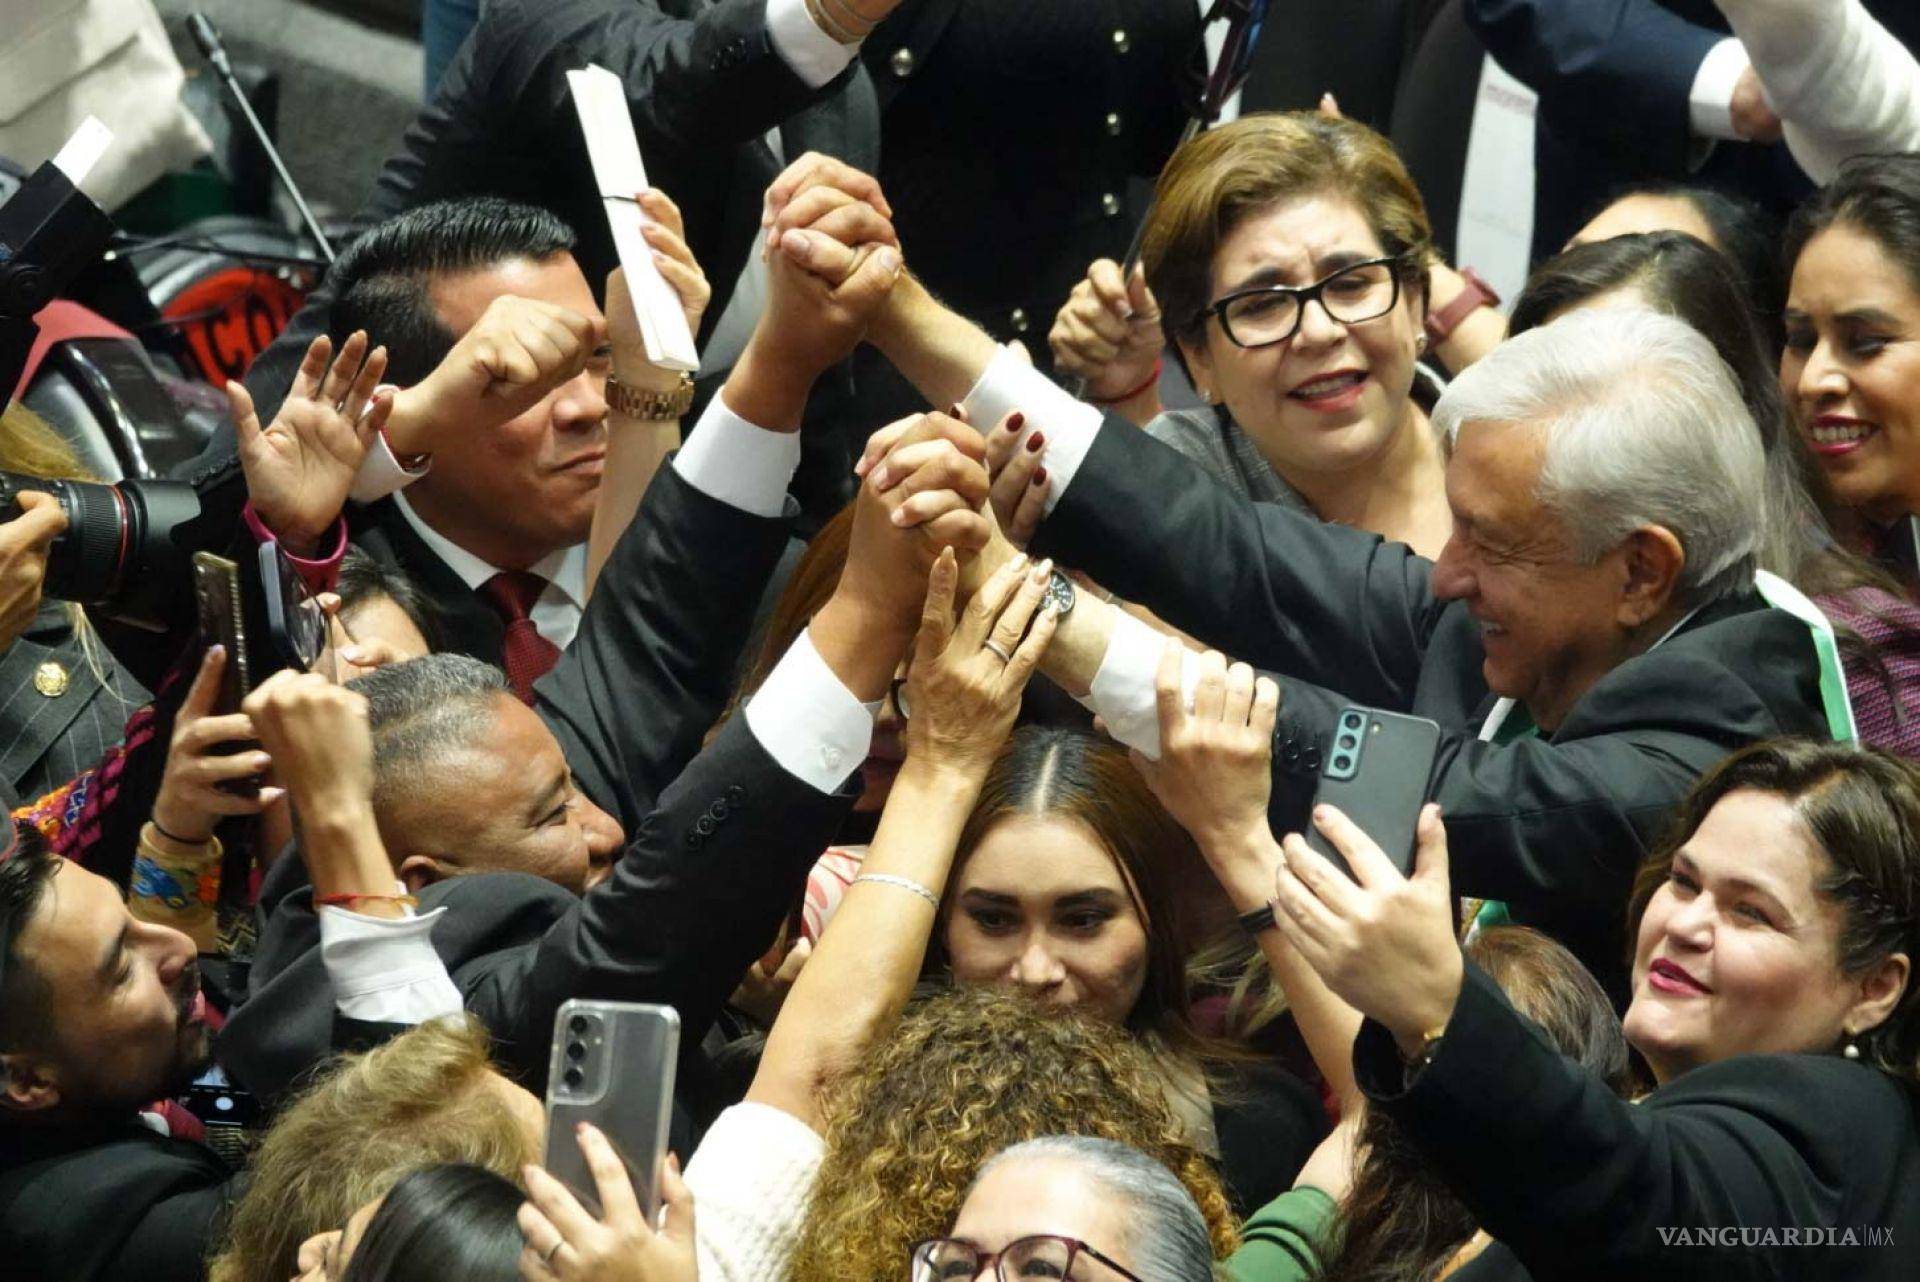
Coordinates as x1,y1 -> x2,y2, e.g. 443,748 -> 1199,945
1042,569 -> 1077,617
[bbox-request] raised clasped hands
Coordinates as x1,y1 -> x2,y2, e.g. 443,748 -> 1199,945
905,547 -> 1061,776
755,151 -> 903,376
232,330 -> 391,554
1271,801 -> 1464,1058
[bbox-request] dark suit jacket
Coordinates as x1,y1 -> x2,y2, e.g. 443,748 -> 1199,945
0,603 -> 148,804
231,0 -> 878,428
0,1014 -> 405,1282
220,460 -> 850,1105
1355,963 -> 1920,1280
345,497 -> 507,667
1464,0 -> 1920,255
1032,421 -> 1829,994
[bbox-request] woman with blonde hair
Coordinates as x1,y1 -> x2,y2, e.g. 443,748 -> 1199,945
208,1016 -> 542,1282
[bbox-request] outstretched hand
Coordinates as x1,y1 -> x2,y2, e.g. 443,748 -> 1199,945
232,331 -> 390,553
1132,642 -> 1279,858
1272,803 -> 1462,1057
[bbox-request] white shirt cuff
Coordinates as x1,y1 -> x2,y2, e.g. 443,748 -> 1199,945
672,389 -> 803,519
766,0 -> 860,88
1690,38 -> 1754,140
318,902 -> 464,1024
744,629 -> 878,794
961,345 -> 1105,517
350,390 -> 432,503
1084,609 -> 1198,761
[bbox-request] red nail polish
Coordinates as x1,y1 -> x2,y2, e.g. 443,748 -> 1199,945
1025,431 -> 1045,453
1007,412 -> 1025,433
1032,466 -> 1048,486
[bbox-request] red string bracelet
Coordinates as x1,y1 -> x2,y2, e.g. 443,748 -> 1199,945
315,891 -> 420,910
1089,356 -> 1162,406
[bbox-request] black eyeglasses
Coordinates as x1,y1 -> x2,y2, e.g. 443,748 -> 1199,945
911,1235 -> 1147,1282
1200,254 -> 1409,349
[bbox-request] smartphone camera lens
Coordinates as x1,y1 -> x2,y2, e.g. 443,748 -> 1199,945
568,1015 -> 589,1037
563,1066 -> 584,1090
1337,733 -> 1358,751
566,1040 -> 586,1062
1333,753 -> 1353,773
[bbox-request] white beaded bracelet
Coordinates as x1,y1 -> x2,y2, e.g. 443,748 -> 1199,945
852,872 -> 940,909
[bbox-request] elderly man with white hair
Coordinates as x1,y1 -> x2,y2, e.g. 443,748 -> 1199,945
850,284 -> 1836,997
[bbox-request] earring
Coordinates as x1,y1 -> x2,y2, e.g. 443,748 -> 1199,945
1415,333 -> 1430,354
1844,1038 -> 1862,1060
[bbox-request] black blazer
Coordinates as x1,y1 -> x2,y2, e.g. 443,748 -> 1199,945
1031,421 -> 1830,994
345,497 -> 508,668
0,1012 -> 407,1282
1354,963 -> 1920,1280
0,603 -> 148,804
231,0 -> 879,429
1464,0 -> 1920,254
220,461 -> 848,1104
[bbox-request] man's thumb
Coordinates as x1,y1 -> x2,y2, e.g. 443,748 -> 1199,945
779,227 -> 861,283
837,243 -> 903,307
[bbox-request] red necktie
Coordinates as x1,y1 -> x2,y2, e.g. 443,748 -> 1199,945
480,571 -> 561,703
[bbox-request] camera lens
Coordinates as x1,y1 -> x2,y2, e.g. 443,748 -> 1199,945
566,1040 -> 586,1062
563,1066 -> 584,1090
1333,754 -> 1353,772
568,1015 -> 589,1036
1337,733 -> 1357,751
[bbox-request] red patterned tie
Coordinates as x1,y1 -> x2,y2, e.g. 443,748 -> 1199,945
479,571 -> 561,703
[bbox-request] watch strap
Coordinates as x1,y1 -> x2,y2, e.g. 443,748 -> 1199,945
1237,902 -> 1277,938
608,372 -> 696,420
1424,267 -> 1501,345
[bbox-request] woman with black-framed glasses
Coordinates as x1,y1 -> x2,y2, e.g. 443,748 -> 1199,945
1045,113 -> 1453,560
913,1136 -> 1215,1282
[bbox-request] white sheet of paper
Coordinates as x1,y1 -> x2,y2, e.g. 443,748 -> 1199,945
51,117 -> 114,190
567,65 -> 699,372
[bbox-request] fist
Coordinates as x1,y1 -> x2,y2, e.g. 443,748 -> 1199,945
842,412 -> 992,627
414,295 -> 605,433
242,671 -> 374,815
1049,259 -> 1164,402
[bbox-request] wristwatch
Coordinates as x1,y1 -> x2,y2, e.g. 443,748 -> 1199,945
607,372 -> 696,420
1400,1025 -> 1448,1087
1423,266 -> 1501,346
1042,568 -> 1078,618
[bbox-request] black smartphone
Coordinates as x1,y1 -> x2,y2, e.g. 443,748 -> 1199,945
257,541 -> 330,677
1307,706 -> 1443,878
543,1000 -> 680,1222
191,552 -> 263,797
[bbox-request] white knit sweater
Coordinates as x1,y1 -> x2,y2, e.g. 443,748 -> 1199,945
684,1102 -> 827,1282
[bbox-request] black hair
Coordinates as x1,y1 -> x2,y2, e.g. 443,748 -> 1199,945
325,197 -> 578,386
0,822 -> 59,1057
337,546 -> 442,653
1786,154 -> 1920,299
339,1163 -> 524,1282
1585,182 -> 1784,346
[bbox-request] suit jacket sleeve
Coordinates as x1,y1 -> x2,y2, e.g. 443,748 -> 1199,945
1032,415 -> 1447,711
1463,0 -> 1725,174
454,713 -> 855,1088
1356,962 -> 1914,1280
535,458 -> 793,830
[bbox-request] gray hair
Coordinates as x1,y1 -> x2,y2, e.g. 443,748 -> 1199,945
974,1136 -> 1215,1282
1432,305 -> 1765,606
347,653 -> 511,818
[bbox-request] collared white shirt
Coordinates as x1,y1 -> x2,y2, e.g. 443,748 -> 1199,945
391,491 -> 590,652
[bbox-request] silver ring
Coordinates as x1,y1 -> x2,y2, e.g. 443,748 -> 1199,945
543,1239 -> 565,1266
983,638 -> 1014,664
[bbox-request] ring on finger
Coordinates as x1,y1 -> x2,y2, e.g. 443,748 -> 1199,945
542,1238 -> 565,1266
983,638 -> 1014,664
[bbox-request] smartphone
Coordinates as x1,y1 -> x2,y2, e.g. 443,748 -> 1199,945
543,1000 -> 680,1222
1307,706 -> 1443,878
257,541 -> 330,677
192,552 -> 264,797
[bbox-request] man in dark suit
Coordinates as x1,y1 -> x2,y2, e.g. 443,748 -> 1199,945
216,225 -> 988,1107
0,666 -> 453,1282
774,170 -> 1830,994
1464,0 -> 1920,255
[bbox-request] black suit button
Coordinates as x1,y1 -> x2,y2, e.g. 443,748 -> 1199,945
708,800 -> 729,822
725,785 -> 745,805
695,814 -> 716,836
1303,748 -> 1322,772
1282,742 -> 1301,766
890,47 -> 915,78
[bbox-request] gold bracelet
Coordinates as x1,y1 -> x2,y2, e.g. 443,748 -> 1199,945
820,0 -> 878,38
607,373 -> 695,421
805,0 -> 863,44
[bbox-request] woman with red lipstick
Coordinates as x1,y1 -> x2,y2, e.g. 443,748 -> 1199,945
1783,156 -> 1920,577
1266,738 -> 1920,1280
1052,113 -> 1452,559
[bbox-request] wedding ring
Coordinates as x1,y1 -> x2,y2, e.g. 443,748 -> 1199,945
543,1239 -> 564,1266
984,639 -> 1014,663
